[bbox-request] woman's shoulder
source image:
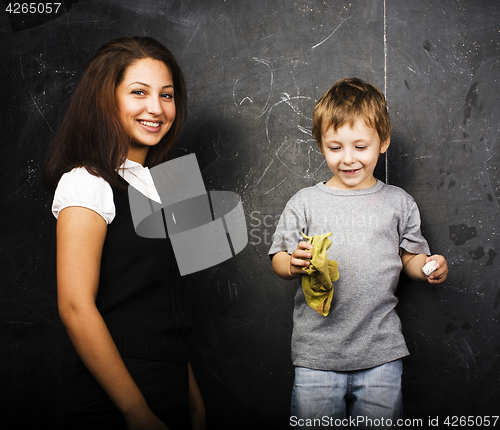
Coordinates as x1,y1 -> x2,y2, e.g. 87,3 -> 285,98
56,166 -> 114,197
58,166 -> 110,185
52,167 -> 115,223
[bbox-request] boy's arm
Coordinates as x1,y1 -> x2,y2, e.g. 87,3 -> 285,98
401,250 -> 448,284
271,241 -> 313,280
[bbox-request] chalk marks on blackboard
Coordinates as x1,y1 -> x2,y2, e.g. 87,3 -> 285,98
227,12 -> 361,193
264,178 -> 286,196
244,94 -> 326,196
232,58 -> 273,118
17,51 -> 78,135
29,93 -> 53,132
250,161 -> 274,189
232,57 -> 325,192
312,16 -> 350,50
265,94 -> 324,178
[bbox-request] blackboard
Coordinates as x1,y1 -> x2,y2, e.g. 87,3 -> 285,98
1,0 -> 499,429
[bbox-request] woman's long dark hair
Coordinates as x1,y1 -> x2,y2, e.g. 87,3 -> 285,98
42,36 -> 187,192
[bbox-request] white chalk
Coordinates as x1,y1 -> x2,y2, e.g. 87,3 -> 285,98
422,260 -> 437,276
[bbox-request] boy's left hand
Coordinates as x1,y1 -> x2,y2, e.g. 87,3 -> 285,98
425,255 -> 448,284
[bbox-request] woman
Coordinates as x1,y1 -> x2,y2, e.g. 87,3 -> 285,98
42,36 -> 205,430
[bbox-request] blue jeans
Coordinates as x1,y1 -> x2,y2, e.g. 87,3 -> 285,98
291,360 -> 403,428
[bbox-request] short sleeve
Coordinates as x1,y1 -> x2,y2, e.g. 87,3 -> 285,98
52,167 -> 115,224
269,199 -> 307,257
399,201 -> 431,256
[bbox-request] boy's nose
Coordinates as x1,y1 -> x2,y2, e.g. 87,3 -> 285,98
342,149 -> 355,164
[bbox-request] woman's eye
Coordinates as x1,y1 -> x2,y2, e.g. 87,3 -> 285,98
131,90 -> 145,96
161,93 -> 174,99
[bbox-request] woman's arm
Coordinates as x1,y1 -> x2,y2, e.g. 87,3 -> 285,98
188,363 -> 206,430
57,206 -> 168,430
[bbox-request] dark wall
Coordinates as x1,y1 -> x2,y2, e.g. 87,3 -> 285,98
1,0 -> 498,429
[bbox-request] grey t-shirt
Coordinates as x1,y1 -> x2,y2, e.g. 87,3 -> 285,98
269,180 -> 430,371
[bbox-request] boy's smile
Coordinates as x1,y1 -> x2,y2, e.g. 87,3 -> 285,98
321,119 -> 390,190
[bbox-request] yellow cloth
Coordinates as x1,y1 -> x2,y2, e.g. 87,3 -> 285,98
301,232 -> 339,316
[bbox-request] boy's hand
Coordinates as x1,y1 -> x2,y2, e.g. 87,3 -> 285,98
401,250 -> 448,283
289,241 -> 314,276
425,254 -> 448,284
272,242 -> 314,280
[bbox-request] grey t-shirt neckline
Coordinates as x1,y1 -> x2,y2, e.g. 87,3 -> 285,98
316,179 -> 385,196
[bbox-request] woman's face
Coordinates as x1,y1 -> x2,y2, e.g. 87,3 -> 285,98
115,58 -> 176,163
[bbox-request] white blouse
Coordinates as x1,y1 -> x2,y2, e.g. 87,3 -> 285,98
52,159 -> 161,224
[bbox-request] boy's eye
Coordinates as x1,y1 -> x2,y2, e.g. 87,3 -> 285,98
356,145 -> 367,150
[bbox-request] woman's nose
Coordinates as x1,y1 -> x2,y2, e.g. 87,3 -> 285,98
147,96 -> 162,115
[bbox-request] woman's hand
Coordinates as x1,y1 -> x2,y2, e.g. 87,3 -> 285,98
125,406 -> 169,430
188,363 -> 206,430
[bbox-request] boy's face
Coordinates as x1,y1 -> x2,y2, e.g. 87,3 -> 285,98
321,119 -> 390,190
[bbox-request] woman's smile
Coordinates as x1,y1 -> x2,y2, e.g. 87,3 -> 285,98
137,119 -> 162,130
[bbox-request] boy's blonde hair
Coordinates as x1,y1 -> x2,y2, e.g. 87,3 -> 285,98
312,78 -> 391,147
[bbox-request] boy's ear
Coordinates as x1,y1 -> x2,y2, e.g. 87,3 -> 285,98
380,137 -> 391,154
318,141 -> 325,155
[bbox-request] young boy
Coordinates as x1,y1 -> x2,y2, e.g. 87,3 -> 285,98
269,78 -> 448,425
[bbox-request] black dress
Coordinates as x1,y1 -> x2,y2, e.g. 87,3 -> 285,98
62,178 -> 194,429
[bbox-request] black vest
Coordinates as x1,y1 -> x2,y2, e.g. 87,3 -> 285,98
96,180 -> 193,362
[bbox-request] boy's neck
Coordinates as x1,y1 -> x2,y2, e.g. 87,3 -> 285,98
324,175 -> 378,190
